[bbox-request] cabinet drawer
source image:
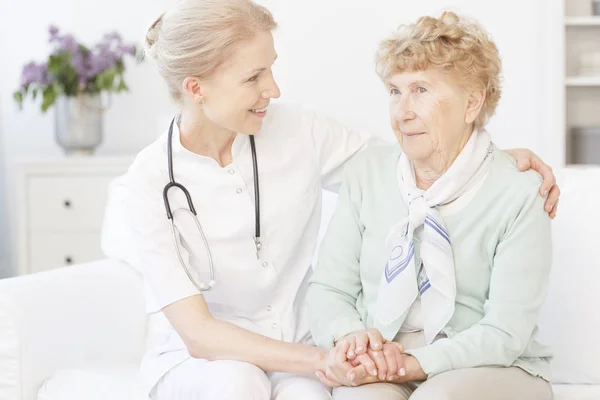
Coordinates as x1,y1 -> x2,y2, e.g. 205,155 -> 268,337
29,232 -> 104,274
27,175 -> 114,230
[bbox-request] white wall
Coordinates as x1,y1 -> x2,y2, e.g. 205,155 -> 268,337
265,0 -> 562,151
0,0 -> 562,275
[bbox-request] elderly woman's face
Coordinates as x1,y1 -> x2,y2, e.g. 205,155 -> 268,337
388,68 -> 472,164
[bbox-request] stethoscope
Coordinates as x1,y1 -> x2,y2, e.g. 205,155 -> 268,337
163,116 -> 261,292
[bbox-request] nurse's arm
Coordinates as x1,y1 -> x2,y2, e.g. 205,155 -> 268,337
162,294 -> 328,374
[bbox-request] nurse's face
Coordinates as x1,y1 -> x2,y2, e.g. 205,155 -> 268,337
198,30 -> 281,135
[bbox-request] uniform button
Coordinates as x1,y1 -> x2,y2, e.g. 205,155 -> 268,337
228,169 -> 235,175
236,188 -> 242,194
267,305 -> 272,312
262,261 -> 269,268
272,322 -> 278,329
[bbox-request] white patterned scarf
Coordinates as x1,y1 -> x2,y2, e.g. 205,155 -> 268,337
374,129 -> 495,344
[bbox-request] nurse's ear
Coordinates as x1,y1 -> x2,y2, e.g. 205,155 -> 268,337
182,77 -> 206,105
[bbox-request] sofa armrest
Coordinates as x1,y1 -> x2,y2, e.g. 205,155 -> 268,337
0,259 -> 147,400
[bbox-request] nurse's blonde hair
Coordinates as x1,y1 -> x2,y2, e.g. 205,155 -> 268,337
375,11 -> 502,129
144,0 -> 277,103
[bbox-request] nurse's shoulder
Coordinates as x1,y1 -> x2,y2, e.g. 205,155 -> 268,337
114,133 -> 170,197
102,133 -> 171,239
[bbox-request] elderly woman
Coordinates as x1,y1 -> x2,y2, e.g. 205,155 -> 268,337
307,11 -> 553,400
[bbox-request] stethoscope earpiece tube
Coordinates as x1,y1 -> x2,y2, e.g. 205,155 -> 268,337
163,116 -> 262,291
164,182 -> 198,219
249,135 -> 261,241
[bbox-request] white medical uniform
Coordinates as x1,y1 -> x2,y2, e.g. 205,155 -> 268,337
101,104 -> 377,399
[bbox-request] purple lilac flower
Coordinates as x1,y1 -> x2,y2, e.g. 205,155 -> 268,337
88,53 -> 115,77
49,25 -> 59,41
58,34 -> 79,55
119,44 -> 136,57
70,51 -> 88,77
103,32 -> 122,43
96,34 -> 126,62
20,62 -> 50,88
42,25 -> 136,88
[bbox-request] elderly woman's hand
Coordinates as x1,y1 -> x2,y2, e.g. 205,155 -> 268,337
505,148 -> 560,218
336,328 -> 386,360
347,353 -> 426,385
347,342 -> 406,382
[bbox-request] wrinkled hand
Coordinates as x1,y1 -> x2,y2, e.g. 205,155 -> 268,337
316,340 -> 408,388
505,148 -> 560,218
347,342 -> 406,382
349,353 -> 426,385
337,328 -> 386,361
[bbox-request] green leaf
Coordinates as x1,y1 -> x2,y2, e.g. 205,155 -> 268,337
116,78 -> 128,92
47,52 -> 71,74
32,87 -> 38,100
95,67 -> 118,92
41,86 -> 58,112
95,74 -> 104,90
52,80 -> 63,95
13,91 -> 24,109
114,60 -> 125,74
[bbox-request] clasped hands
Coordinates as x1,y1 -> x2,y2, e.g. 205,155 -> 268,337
316,328 -> 426,387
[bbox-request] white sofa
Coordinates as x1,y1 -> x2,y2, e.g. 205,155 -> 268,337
1,167 -> 600,400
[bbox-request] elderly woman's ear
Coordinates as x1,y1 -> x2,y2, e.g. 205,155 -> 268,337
465,90 -> 486,125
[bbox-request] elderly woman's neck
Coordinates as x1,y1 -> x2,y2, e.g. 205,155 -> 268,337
413,126 -> 475,190
414,166 -> 443,190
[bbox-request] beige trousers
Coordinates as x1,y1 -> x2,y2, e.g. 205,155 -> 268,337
333,331 -> 553,400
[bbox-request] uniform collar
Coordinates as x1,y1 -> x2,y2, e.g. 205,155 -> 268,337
167,115 -> 249,165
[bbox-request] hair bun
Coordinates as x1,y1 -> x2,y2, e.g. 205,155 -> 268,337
144,13 -> 165,60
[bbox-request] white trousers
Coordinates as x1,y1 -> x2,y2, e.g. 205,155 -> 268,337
151,357 -> 331,400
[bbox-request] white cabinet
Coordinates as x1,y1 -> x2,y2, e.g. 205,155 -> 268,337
565,0 -> 600,165
16,157 -> 133,275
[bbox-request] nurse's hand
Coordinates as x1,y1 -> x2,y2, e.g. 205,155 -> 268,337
316,341 -> 354,387
336,328 -> 386,360
505,148 -> 560,219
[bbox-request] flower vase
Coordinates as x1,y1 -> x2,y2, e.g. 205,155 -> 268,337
54,94 -> 103,155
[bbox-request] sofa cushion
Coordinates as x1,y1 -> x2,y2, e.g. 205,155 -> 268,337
0,260 -> 146,400
37,365 -> 149,400
537,167 -> 600,384
552,384 -> 600,400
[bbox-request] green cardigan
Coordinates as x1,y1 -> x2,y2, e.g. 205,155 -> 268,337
307,145 -> 553,380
